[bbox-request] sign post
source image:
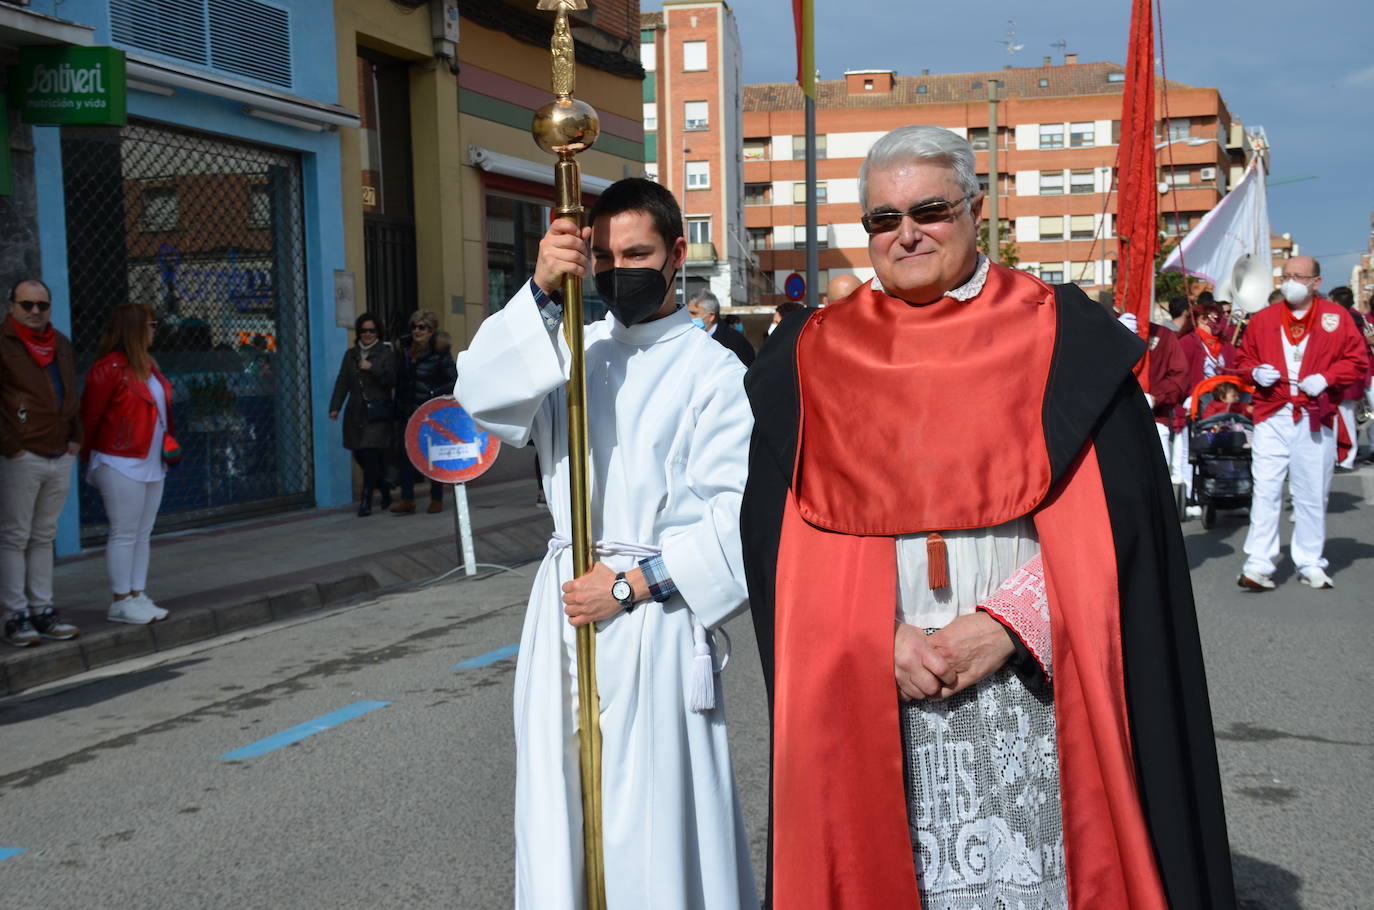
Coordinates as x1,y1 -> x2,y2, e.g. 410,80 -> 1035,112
404,397 -> 505,576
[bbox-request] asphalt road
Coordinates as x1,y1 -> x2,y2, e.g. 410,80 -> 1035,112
0,469 -> 1370,909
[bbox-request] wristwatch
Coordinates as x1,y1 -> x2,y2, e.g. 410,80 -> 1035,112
611,572 -> 635,612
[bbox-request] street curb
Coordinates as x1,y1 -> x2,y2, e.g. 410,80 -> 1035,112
0,512 -> 551,697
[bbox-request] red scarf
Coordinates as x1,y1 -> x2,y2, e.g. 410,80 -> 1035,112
1282,304 -> 1315,345
9,316 -> 56,368
1196,326 -> 1222,358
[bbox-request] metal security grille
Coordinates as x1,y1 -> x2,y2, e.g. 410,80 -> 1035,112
61,121 -> 313,540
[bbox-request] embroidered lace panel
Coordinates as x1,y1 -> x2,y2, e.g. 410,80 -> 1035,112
901,663 -> 1067,910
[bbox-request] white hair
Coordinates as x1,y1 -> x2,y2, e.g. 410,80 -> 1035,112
692,290 -> 720,316
858,125 -> 980,212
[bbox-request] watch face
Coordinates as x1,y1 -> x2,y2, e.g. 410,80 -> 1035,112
612,579 -> 632,603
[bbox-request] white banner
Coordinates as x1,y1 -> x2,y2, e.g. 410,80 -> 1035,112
1161,159 -> 1271,309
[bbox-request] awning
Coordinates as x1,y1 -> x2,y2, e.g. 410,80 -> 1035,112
126,53 -> 360,131
468,145 -> 613,194
0,5 -> 93,49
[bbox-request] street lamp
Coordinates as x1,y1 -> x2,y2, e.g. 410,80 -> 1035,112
681,143 -> 691,308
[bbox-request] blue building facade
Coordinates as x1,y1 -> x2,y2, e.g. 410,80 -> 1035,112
17,0 -> 355,554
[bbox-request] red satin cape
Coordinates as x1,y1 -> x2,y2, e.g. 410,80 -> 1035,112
770,444 -> 1168,909
792,265 -> 1056,535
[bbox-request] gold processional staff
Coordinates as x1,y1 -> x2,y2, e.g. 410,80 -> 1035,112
531,3 -> 606,908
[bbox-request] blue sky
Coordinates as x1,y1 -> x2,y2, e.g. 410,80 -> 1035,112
644,0 -> 1372,287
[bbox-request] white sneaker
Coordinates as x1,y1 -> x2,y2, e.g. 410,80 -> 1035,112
107,597 -> 161,624
131,594 -> 169,621
1185,505 -> 1203,519
1298,568 -> 1334,589
1237,569 -> 1276,591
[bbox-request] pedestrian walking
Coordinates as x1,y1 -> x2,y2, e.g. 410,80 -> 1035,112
1236,257 -> 1370,590
390,310 -> 456,514
1,278 -> 82,646
456,178 -> 758,910
742,125 -> 1234,908
328,312 -> 397,517
80,303 -> 175,624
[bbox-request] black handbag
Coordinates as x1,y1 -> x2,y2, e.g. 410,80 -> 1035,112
365,398 -> 397,423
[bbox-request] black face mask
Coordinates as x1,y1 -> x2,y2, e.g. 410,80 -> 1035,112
595,259 -> 677,327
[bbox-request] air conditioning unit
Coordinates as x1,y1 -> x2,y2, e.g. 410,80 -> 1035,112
1200,166 -> 1217,181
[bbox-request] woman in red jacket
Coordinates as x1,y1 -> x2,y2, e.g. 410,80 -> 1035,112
80,304 -> 173,625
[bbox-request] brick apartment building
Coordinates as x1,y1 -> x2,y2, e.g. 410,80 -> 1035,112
640,1 -> 753,307
739,55 -> 1267,308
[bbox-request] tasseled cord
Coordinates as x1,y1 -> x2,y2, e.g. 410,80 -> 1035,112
688,619 -> 716,712
927,531 -> 950,590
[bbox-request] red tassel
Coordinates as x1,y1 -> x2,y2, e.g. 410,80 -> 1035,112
927,532 -> 949,589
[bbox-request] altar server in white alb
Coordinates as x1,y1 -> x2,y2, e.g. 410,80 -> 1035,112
1236,256 -> 1370,591
455,178 -> 757,910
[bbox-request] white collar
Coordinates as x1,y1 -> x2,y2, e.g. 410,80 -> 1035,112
609,303 -> 696,346
870,254 -> 989,302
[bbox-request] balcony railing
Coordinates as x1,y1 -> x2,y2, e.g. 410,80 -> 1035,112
686,242 -> 717,262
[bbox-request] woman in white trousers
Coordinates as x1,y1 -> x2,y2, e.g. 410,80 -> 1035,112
80,304 -> 174,624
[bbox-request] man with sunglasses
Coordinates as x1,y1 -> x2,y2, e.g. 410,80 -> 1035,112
742,125 -> 1234,908
1,279 -> 82,647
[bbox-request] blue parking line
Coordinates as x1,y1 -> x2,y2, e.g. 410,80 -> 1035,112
0,848 -> 26,862
220,700 -> 391,761
452,644 -> 519,670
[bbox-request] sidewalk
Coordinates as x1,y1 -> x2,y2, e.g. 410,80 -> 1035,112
0,447 -> 551,696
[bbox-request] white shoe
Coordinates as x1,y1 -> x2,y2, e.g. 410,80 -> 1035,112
131,594 -> 169,621
107,597 -> 161,624
1237,569 -> 1276,591
1185,505 -> 1202,519
1298,568 -> 1334,589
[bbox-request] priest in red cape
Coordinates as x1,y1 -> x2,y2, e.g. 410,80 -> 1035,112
741,126 -> 1235,909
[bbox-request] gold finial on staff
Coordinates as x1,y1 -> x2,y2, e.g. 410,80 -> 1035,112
531,3 -> 605,910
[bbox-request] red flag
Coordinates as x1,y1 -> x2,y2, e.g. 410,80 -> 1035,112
1116,0 -> 1156,389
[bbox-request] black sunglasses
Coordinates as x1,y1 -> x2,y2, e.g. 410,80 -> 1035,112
358,327 -> 378,335
15,300 -> 51,313
860,195 -> 974,235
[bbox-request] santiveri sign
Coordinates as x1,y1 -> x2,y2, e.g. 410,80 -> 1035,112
18,47 -> 127,126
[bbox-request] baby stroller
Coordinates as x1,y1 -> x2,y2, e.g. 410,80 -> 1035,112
1186,375 -> 1254,529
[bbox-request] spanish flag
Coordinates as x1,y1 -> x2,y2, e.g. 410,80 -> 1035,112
793,0 -> 815,99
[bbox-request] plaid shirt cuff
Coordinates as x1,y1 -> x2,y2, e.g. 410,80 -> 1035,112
638,555 -> 677,603
529,279 -> 564,332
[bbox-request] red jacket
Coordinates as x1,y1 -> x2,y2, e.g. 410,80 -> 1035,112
80,352 -> 175,459
1236,298 -> 1370,428
1145,324 -> 1188,426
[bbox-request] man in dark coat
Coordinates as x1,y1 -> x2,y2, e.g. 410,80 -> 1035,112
688,290 -> 755,366
741,126 -> 1235,909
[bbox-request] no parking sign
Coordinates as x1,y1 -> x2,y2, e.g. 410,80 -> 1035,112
404,397 -> 500,484
404,397 -> 500,575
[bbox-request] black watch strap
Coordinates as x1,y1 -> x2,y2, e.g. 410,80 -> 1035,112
612,572 -> 636,612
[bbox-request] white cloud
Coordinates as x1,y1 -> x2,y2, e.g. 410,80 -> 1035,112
1344,64 -> 1374,86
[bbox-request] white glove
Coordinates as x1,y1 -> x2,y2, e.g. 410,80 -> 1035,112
1144,393 -> 1156,409
1299,373 -> 1328,397
1117,312 -> 1139,334
1252,364 -> 1281,387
